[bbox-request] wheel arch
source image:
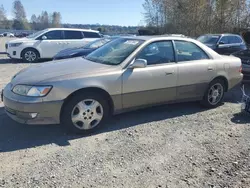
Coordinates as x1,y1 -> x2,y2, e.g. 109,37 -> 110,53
211,76 -> 229,91
60,87 -> 115,118
21,47 -> 41,59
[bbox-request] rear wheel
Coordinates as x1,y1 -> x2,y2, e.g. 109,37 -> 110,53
22,49 -> 39,63
201,79 -> 226,108
61,92 -> 109,134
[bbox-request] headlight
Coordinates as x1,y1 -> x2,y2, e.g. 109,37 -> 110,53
12,85 -> 52,97
9,42 -> 23,47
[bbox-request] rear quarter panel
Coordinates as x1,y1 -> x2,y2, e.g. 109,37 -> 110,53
215,55 -> 242,90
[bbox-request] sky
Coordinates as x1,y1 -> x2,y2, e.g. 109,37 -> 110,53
2,0 -> 145,26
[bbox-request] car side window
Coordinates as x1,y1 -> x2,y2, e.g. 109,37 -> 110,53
219,36 -> 229,44
42,30 -> 63,40
174,41 -> 209,62
136,41 -> 175,65
64,31 -> 83,39
234,36 -> 243,43
83,32 -> 101,38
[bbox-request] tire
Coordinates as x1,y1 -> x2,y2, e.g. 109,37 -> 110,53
22,48 -> 39,63
201,79 -> 226,108
61,92 -> 110,134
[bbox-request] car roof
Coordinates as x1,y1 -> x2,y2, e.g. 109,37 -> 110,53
47,28 -> 99,33
202,33 -> 241,37
121,35 -> 191,41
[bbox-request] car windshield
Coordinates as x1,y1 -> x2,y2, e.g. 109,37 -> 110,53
83,38 -> 112,49
197,35 -> 220,44
85,38 -> 144,65
26,29 -> 47,39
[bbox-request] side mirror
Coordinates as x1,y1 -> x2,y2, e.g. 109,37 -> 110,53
219,41 -> 225,45
42,35 -> 47,40
129,59 -> 147,69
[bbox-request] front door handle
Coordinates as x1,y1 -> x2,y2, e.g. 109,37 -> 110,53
208,67 -> 214,71
165,71 -> 174,75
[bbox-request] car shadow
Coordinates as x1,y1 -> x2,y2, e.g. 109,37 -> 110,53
0,102 -> 206,153
223,83 -> 250,104
231,112 -> 250,124
0,56 -> 52,64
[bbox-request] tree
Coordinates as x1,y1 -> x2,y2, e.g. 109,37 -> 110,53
12,0 -> 30,30
0,4 -> 10,29
51,12 -> 61,28
40,11 -> 49,28
143,0 -> 250,37
30,14 -> 37,30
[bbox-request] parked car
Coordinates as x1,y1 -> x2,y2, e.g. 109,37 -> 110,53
231,49 -> 250,81
15,32 -> 29,38
0,33 -> 4,37
2,36 -> 242,133
197,34 -> 247,55
53,37 -> 117,60
5,28 -> 102,63
2,32 -> 15,37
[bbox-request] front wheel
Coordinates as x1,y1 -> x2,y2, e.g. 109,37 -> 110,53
201,79 -> 226,108
61,92 -> 110,134
22,49 -> 39,63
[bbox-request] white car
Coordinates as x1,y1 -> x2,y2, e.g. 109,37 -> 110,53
2,32 -> 15,37
5,28 -> 102,62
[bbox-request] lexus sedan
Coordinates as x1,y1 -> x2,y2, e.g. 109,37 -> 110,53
2,36 -> 243,133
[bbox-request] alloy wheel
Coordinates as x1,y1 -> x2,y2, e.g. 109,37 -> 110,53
208,83 -> 224,105
24,51 -> 37,62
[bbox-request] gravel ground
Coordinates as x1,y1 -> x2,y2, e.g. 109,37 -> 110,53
0,38 -> 250,188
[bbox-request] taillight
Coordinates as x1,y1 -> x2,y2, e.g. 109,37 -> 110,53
239,65 -> 242,73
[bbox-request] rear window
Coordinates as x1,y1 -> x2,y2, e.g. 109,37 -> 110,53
83,31 -> 101,38
64,31 -> 83,39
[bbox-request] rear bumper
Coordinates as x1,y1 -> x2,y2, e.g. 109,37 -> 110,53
228,74 -> 243,90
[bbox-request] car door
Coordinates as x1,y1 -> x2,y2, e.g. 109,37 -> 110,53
37,30 -> 65,58
122,40 -> 178,109
174,40 -> 217,100
216,36 -> 231,55
63,30 -> 85,49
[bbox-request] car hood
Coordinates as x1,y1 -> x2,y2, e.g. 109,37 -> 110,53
11,58 -> 119,85
54,48 -> 94,57
7,38 -> 35,44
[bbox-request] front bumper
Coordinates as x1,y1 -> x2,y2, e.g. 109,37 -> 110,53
2,84 -> 64,125
6,47 -> 22,59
